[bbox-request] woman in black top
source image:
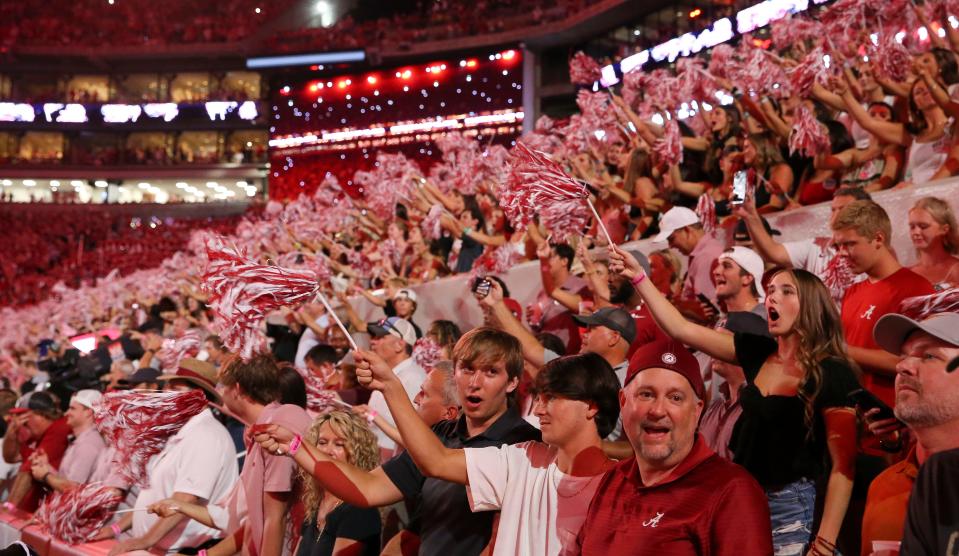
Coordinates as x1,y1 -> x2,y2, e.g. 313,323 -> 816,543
297,411 -> 381,556
610,247 -> 858,556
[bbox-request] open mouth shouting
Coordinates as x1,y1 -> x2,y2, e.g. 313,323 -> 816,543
767,307 -> 780,323
463,395 -> 483,412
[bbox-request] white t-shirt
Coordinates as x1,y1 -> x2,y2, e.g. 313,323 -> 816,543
465,441 -> 605,556
367,357 -> 427,451
293,327 -> 320,369
132,409 -> 239,551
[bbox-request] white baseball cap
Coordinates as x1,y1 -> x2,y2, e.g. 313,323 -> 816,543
718,246 -> 766,301
368,317 -> 418,347
393,289 -> 418,304
71,389 -> 103,411
654,207 -> 700,243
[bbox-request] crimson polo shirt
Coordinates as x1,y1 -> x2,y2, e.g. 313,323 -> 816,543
577,435 -> 773,556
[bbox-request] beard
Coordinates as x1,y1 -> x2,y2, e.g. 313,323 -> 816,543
895,376 -> 959,427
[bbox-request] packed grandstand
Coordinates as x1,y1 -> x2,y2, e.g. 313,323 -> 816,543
0,0 -> 957,555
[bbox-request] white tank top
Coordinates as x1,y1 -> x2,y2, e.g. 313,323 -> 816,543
905,133 -> 950,185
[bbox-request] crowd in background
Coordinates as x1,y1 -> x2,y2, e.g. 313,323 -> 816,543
1,0 -> 959,554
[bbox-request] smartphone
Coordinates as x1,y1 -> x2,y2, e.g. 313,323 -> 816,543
848,389 -> 899,422
696,293 -> 719,316
472,277 -> 491,298
731,170 -> 748,205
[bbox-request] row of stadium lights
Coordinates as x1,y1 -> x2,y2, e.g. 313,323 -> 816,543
278,50 -> 518,98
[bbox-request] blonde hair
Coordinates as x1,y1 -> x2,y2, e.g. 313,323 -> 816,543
912,196 -> 959,254
300,411 -> 379,519
831,200 -> 892,246
769,268 -> 857,438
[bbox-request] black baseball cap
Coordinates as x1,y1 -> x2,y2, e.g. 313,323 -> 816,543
119,367 -> 162,387
9,391 -> 59,415
573,307 -> 637,345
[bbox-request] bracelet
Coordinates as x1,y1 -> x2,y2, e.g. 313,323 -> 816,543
630,273 -> 647,286
366,409 -> 377,425
288,435 -> 302,456
2,502 -> 14,511
198,550 -> 208,556
111,523 -> 122,538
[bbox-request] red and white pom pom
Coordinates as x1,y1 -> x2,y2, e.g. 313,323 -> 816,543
296,366 -> 342,413
621,68 -> 648,108
94,389 -> 208,487
770,15 -> 821,51
569,51 -> 602,85
707,44 -> 735,80
789,106 -> 832,157
412,336 -> 443,372
502,143 -> 590,238
821,252 -> 856,301
900,287 -> 959,320
695,194 -> 717,235
654,118 -> 683,167
202,236 -> 320,360
265,200 -> 284,216
35,484 -> 124,544
873,34 -> 911,82
421,204 -> 445,240
156,329 -> 203,372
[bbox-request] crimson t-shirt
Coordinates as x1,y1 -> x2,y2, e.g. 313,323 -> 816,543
841,267 -> 934,406
17,417 -> 71,511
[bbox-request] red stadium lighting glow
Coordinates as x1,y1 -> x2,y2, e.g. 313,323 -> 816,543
501,50 -> 516,60
401,69 -> 412,79
337,80 -> 349,89
367,75 -> 378,85
466,59 -> 478,68
689,8 -> 702,18
280,85 -> 291,95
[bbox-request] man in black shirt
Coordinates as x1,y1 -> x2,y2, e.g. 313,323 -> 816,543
901,448 -> 959,556
872,310 -> 959,555
254,327 -> 539,556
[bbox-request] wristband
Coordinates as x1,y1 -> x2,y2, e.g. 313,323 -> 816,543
288,434 -> 302,456
366,409 -> 377,425
111,523 -> 122,538
630,273 -> 647,286
199,550 -> 208,556
3,502 -> 14,511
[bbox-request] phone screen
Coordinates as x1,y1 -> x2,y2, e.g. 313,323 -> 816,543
732,171 -> 748,205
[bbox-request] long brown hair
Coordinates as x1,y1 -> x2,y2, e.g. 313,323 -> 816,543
771,268 -> 855,437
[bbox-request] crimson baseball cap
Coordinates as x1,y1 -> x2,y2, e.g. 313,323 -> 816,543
625,339 -> 704,399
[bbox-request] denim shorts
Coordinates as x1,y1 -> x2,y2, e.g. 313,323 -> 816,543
766,477 -> 816,556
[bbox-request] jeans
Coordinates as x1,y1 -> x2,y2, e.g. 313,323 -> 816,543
766,477 -> 816,556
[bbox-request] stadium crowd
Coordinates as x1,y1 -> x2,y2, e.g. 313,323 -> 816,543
1,0 -> 959,555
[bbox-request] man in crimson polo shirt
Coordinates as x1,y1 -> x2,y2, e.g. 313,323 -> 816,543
1,391 -> 72,511
577,340 -> 772,555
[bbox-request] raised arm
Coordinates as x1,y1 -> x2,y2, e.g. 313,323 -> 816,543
840,86 -> 909,146
254,424 -> 404,508
608,246 -> 737,364
354,350 -> 468,485
479,280 -> 547,369
732,198 -> 793,267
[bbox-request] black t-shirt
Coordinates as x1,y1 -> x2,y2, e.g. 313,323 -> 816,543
381,407 -> 541,556
901,447 -> 959,555
297,504 -> 381,556
730,332 -> 860,487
